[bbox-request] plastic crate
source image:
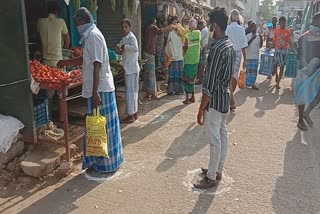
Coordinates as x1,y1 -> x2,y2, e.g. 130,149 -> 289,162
259,49 -> 275,76
33,97 -> 49,127
285,52 -> 299,78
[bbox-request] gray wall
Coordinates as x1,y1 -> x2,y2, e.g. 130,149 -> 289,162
0,0 -> 36,142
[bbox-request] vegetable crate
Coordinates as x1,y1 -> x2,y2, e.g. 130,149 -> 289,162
33,97 -> 49,127
259,49 -> 275,76
285,51 -> 299,78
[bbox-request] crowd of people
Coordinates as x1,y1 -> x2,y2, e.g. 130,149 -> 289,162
54,5 -> 320,190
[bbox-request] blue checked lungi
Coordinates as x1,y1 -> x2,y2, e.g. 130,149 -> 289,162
246,59 -> 259,86
295,68 -> 320,105
199,49 -> 206,65
285,51 -> 299,78
125,73 -> 139,116
232,49 -> 242,80
83,91 -> 124,172
142,51 -> 157,94
259,49 -> 275,76
274,49 -> 287,66
167,60 -> 184,94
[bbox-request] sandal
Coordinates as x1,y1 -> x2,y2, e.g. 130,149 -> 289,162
121,116 -> 135,124
183,100 -> 192,105
189,98 -> 195,103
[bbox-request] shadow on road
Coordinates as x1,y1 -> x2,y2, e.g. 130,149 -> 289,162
122,104 -> 188,146
234,79 -> 294,118
190,193 -> 215,214
0,173 -> 100,214
272,123 -> 320,213
156,122 -> 207,172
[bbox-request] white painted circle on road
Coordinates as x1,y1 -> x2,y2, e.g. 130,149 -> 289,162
183,168 -> 234,196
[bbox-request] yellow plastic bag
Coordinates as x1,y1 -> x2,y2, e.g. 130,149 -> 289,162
85,107 -> 109,158
238,70 -> 246,89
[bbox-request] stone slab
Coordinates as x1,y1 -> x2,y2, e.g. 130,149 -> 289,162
21,143 -> 76,177
0,141 -> 24,165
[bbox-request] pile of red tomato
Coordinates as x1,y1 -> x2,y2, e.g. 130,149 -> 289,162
29,60 -> 82,89
68,69 -> 83,84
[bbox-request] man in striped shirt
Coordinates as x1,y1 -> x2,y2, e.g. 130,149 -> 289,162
194,7 -> 235,189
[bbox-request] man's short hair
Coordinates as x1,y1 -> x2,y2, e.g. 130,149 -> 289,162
47,2 -> 60,14
248,20 -> 253,25
198,20 -> 205,27
74,7 -> 93,24
279,16 -> 286,23
121,19 -> 132,27
230,9 -> 240,22
209,7 -> 228,31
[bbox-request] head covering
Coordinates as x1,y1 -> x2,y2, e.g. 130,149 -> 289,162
189,19 -> 198,30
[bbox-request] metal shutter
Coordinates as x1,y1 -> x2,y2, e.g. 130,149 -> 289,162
97,0 -> 123,50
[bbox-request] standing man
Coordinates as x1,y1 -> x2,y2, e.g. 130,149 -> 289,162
58,8 -> 123,173
226,9 -> 248,111
273,16 -> 292,89
194,7 -> 235,189
245,22 -> 263,89
196,20 -> 209,85
37,1 -> 70,67
296,13 -> 320,130
183,19 -> 201,104
143,19 -> 171,100
266,17 -> 278,79
166,17 -> 184,96
245,20 -> 253,35
117,19 -> 140,123
37,1 -> 70,118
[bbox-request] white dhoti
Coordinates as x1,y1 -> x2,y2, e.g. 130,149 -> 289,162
125,73 -> 139,116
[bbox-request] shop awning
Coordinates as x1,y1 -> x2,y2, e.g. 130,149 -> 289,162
235,0 -> 246,10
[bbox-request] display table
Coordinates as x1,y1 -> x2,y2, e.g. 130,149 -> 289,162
38,80 -> 85,161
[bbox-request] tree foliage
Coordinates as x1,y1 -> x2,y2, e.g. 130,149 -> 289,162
260,0 -> 276,21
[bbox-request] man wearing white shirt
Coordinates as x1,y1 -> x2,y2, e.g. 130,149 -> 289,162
196,20 -> 209,84
245,22 -> 263,89
58,8 -> 123,173
226,9 -> 248,111
117,19 -> 140,123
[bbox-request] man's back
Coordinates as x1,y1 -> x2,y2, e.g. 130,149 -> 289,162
226,22 -> 247,50
37,14 -> 68,61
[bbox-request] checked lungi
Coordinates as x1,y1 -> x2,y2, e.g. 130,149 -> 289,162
274,49 -> 287,66
167,60 -> 184,94
246,59 -> 259,86
83,91 -> 124,172
125,73 -> 139,116
142,51 -> 157,95
232,49 -> 242,81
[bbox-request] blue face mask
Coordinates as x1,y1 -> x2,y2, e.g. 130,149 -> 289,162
77,23 -> 93,37
310,25 -> 320,36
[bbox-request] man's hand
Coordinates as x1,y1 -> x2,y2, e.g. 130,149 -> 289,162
93,91 -> 101,108
197,109 -> 205,126
242,61 -> 247,69
57,60 -> 69,68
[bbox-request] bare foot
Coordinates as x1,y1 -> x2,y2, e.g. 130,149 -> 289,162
276,85 -> 281,90
121,116 -> 135,124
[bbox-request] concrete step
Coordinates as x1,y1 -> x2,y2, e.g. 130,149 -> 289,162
21,143 -> 77,177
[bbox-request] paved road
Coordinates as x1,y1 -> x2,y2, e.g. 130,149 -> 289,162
1,77 -> 320,214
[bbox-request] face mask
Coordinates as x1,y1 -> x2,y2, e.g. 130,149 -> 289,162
310,25 -> 320,36
77,23 -> 93,36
